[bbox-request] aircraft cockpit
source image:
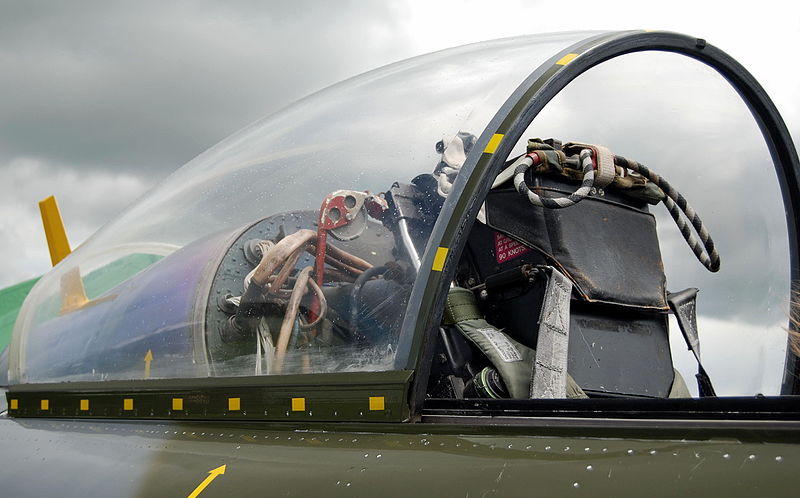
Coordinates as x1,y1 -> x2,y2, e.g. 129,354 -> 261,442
6,31 -> 799,422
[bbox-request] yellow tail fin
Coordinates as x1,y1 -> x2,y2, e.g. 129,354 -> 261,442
38,195 -> 71,266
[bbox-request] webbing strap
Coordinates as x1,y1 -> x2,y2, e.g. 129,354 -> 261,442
667,288 -> 717,397
442,287 -> 484,324
565,142 -> 615,188
530,267 -> 573,399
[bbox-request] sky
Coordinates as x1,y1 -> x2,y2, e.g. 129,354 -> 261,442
1,1 -> 799,393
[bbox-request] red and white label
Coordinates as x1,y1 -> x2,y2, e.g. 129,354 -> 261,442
494,231 -> 530,264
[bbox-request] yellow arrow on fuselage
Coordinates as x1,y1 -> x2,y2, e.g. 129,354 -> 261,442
187,465 -> 226,498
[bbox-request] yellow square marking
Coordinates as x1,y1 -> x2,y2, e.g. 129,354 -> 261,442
228,397 -> 240,411
483,133 -> 504,154
80,399 -> 90,411
291,397 -> 306,412
432,247 -> 449,272
172,398 -> 183,411
10,399 -> 18,410
123,398 -> 134,411
369,396 -> 385,411
556,53 -> 578,66
40,399 -> 49,410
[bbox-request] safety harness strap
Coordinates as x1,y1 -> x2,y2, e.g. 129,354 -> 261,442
530,267 -> 573,399
667,288 -> 717,397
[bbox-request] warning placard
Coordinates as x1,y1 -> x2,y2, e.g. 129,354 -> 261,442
494,231 -> 530,264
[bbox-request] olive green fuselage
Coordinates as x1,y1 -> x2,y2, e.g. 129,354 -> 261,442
0,416 -> 796,497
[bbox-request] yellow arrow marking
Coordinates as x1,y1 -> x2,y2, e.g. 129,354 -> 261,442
187,465 -> 226,498
144,349 -> 153,379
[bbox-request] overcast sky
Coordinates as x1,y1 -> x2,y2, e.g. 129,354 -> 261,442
1,0 -> 798,286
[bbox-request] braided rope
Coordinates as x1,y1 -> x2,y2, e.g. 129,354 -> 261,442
514,149 -> 596,208
614,155 -> 720,272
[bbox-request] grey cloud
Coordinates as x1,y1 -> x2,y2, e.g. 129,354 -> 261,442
0,1 -> 411,175
0,157 -> 150,286
0,0 -> 417,287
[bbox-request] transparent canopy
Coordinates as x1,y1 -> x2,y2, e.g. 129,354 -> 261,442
9,31 -> 793,400
10,32 -> 595,384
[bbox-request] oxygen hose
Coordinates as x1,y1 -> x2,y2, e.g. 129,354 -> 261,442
228,229 -> 369,345
274,266 -> 313,373
513,148 -> 720,273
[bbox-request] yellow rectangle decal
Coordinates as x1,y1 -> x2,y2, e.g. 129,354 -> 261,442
10,399 -> 18,410
291,397 -> 306,412
556,53 -> 578,66
432,247 -> 449,272
228,397 -> 240,411
369,396 -> 385,411
172,398 -> 183,411
40,399 -> 49,410
80,399 -> 89,411
484,134 -> 503,154
123,398 -> 134,411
